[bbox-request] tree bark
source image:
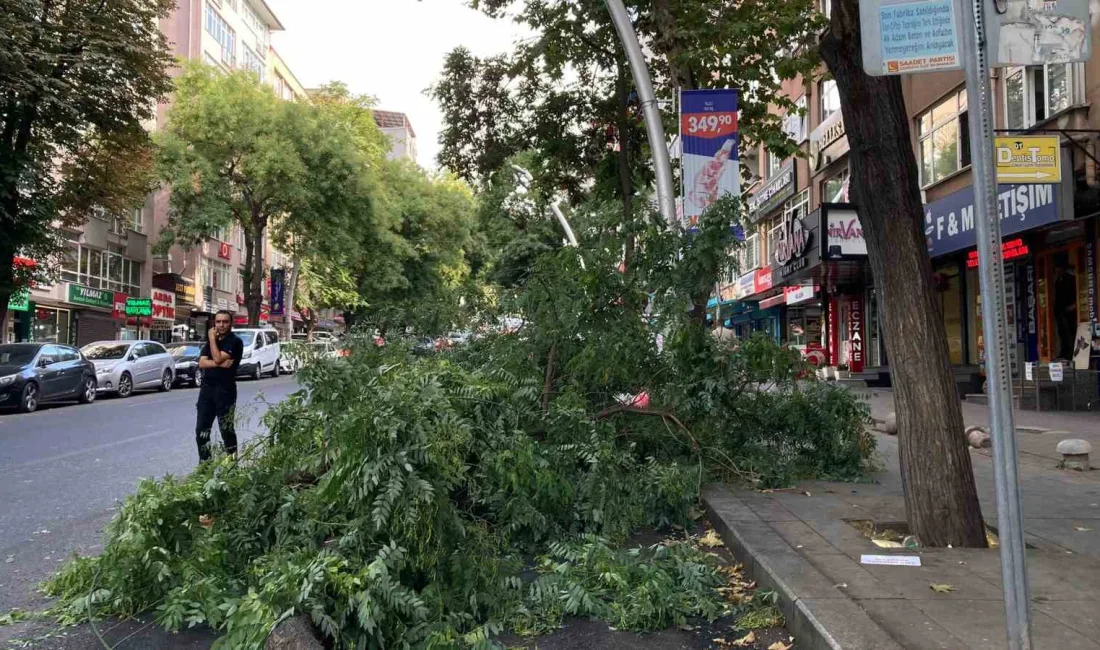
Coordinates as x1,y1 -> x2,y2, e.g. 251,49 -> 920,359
820,0 -> 986,547
242,210 -> 266,329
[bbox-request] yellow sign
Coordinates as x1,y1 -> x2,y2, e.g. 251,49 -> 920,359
994,136 -> 1061,183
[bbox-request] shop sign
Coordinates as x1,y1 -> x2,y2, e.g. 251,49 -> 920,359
217,297 -> 229,311
849,297 -> 865,373
825,208 -> 866,256
995,136 -> 1061,183
966,238 -> 1029,268
217,242 -> 232,260
809,110 -> 849,172
125,297 -> 152,317
759,294 -> 786,309
737,272 -> 756,298
152,288 -> 176,321
66,283 -> 114,310
202,286 -> 214,313
785,284 -> 817,305
1025,362 -> 1034,381
111,292 -> 128,320
772,207 -> 823,285
719,283 -> 737,302
1088,236 -> 1096,325
8,289 -> 29,312
1025,263 -> 1039,362
754,268 -> 773,294
747,161 -> 795,222
154,273 -> 197,304
924,183 -> 1060,257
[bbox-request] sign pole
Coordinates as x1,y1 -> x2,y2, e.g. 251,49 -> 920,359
957,0 -> 1032,647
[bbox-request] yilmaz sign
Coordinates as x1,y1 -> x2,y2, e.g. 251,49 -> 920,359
923,183 -> 1061,257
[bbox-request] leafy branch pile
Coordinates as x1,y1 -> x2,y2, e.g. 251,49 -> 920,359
46,209 -> 872,648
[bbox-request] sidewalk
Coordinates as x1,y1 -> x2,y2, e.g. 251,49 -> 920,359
703,429 -> 1100,649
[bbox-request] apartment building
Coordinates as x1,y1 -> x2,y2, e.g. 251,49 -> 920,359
373,110 -> 418,162
725,12 -> 1100,400
150,0 -> 306,340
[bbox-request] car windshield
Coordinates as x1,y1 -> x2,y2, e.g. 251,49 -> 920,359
236,332 -> 256,345
170,345 -> 202,358
0,345 -> 37,365
81,343 -> 130,360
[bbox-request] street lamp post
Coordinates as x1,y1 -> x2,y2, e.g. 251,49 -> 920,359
602,0 -> 676,227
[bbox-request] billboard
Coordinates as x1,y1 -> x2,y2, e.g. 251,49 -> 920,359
680,89 -> 739,229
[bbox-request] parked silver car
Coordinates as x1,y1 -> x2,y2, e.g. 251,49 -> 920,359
81,340 -> 175,397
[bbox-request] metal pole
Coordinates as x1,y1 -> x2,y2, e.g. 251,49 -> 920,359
957,0 -> 1032,647
603,0 -> 676,226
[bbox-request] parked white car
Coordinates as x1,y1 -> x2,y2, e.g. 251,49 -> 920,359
234,328 -> 281,380
81,340 -> 175,397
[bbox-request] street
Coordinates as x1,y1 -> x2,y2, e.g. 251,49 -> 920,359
0,375 -> 299,633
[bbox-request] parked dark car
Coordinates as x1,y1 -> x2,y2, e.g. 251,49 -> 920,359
0,343 -> 97,413
166,342 -> 204,387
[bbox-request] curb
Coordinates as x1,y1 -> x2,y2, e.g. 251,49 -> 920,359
703,486 -> 904,650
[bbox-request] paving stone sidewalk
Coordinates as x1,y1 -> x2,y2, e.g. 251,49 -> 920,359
703,431 -> 1100,650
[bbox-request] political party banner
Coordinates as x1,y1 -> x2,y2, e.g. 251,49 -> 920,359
680,89 -> 739,229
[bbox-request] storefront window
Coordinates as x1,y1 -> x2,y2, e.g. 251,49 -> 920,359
934,262 -> 964,365
917,89 -> 970,187
30,307 -> 71,344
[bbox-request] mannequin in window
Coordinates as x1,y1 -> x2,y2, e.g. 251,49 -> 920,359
1052,252 -> 1077,360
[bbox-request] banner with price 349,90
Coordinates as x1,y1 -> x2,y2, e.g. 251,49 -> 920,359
680,89 -> 739,230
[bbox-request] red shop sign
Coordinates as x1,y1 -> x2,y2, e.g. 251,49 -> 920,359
218,242 -> 232,260
152,288 -> 176,321
111,292 -> 128,320
966,238 -> 1029,268
848,297 -> 864,373
754,268 -> 773,293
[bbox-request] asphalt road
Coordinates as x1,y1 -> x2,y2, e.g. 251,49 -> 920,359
0,375 -> 299,647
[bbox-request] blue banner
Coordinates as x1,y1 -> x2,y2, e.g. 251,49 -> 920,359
924,183 -> 1060,257
270,268 -> 285,316
681,89 -> 740,227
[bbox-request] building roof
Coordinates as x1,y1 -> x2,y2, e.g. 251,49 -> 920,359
248,0 -> 285,31
373,110 -> 416,138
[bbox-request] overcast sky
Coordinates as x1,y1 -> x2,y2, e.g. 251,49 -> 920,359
265,0 -> 526,169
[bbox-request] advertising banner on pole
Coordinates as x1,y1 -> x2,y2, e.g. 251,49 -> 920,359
984,0 -> 1090,66
679,89 -> 739,230
270,269 -> 286,316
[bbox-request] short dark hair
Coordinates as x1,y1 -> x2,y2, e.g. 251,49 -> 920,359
214,309 -> 233,324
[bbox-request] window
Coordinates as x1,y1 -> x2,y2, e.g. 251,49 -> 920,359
211,224 -> 232,243
917,89 -> 970,186
823,167 -> 850,203
243,1 -> 268,38
741,233 -> 760,271
1004,64 -> 1079,130
208,260 -> 232,292
766,151 -> 782,178
242,45 -> 265,82
60,242 -> 142,296
820,80 -> 840,122
767,220 -> 784,264
784,189 -> 810,222
40,345 -> 62,366
205,4 -> 236,64
786,95 -> 808,143
60,347 -> 80,362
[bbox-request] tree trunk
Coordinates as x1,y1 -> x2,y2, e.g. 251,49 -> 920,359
821,0 -> 986,548
242,213 -> 266,329
283,259 -> 301,341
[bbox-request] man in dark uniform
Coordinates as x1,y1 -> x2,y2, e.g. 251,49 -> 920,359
196,310 -> 244,461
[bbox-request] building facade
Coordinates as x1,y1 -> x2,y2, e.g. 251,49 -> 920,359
727,9 -> 1100,397
2,0 -> 310,346
373,110 -> 418,162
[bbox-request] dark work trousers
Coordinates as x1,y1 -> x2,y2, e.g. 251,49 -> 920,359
195,384 -> 238,461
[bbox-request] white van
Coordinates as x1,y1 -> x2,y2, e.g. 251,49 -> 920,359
233,328 -> 281,380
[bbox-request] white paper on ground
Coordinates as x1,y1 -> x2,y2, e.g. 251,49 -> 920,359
860,554 -> 921,566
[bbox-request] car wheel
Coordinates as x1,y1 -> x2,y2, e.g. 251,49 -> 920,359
19,382 -> 39,413
78,376 -> 96,404
271,359 -> 281,377
118,372 -> 133,398
159,369 -> 172,392
252,363 -> 262,381
193,370 -> 202,388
